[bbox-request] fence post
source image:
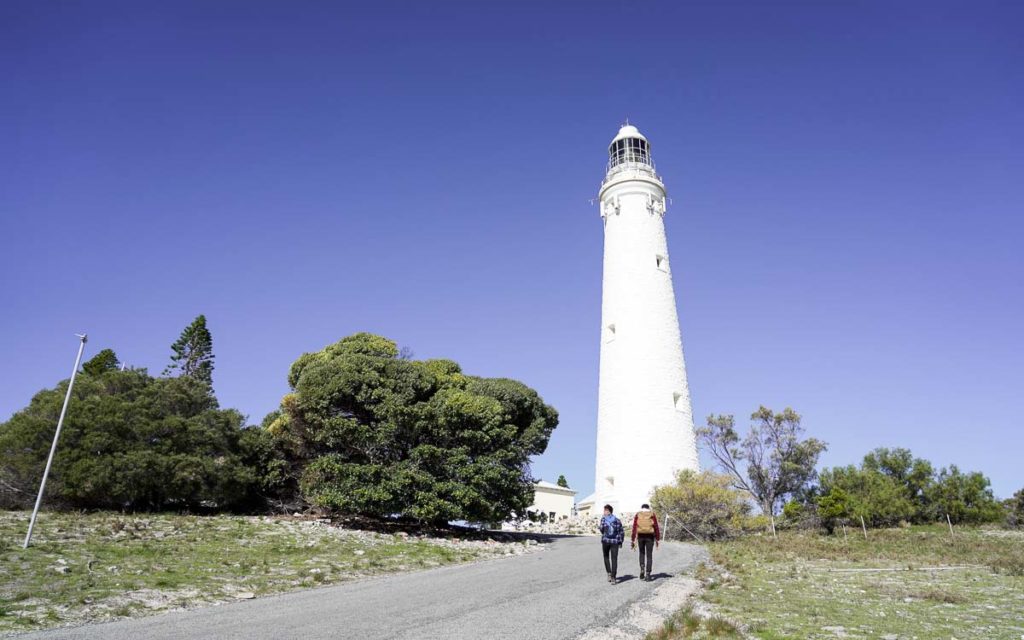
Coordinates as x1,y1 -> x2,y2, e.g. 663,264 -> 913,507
946,514 -> 954,537
770,514 -> 777,539
860,515 -> 868,540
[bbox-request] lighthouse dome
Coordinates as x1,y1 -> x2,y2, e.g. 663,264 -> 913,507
610,125 -> 648,144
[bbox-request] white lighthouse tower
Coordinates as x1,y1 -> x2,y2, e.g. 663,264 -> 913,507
591,123 -> 699,514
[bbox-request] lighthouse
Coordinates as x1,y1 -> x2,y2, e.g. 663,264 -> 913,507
590,123 -> 699,515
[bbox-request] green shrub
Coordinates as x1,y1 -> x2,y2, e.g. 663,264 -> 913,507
1005,488 -> 1024,528
0,369 -> 261,511
924,465 -> 1003,524
651,470 -> 756,541
817,448 -> 1003,529
818,466 -> 915,528
270,333 -> 558,524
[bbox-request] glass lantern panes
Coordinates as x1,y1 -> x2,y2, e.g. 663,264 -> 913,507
609,137 -> 651,168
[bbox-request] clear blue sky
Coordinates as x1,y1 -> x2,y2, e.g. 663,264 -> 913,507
2,1 -> 1021,500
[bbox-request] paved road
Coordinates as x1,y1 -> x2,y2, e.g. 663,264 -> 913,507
16,536 -> 707,640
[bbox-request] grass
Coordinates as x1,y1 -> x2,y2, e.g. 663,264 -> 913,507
645,605 -> 743,640
701,524 -> 1024,639
0,510 -> 527,634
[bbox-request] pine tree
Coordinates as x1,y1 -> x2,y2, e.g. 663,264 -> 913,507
164,314 -> 215,388
557,475 -> 569,488
82,349 -> 120,376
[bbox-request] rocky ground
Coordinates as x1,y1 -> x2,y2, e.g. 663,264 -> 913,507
503,514 -> 600,536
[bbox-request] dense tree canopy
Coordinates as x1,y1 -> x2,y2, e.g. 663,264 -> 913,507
816,448 -> 1004,527
81,348 -> 120,376
263,333 -> 559,524
926,464 -> 1004,525
817,464 -> 915,528
0,368 -> 261,511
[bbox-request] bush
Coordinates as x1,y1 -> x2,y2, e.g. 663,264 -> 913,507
1005,489 -> 1024,528
651,470 -> 756,541
818,465 -> 915,528
0,369 -> 262,511
267,333 -> 558,524
925,465 -> 1003,524
816,448 -> 1003,529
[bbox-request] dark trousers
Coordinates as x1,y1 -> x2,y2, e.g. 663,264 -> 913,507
602,542 -> 619,577
637,534 -> 655,576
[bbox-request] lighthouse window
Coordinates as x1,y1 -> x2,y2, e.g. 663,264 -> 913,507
610,138 -> 652,167
604,323 -> 616,343
673,392 -> 688,412
656,254 -> 668,272
610,140 -> 626,165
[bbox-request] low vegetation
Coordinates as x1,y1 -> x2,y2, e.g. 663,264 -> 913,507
652,470 -> 765,541
0,510 -> 537,633
644,605 -> 743,640
701,524 -> 1024,639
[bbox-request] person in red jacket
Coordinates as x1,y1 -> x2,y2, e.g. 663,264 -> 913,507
630,504 -> 660,581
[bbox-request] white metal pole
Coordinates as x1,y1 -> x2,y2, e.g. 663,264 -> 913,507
23,334 -> 88,549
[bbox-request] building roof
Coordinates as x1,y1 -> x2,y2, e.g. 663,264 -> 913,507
534,480 -> 576,495
576,492 -> 596,506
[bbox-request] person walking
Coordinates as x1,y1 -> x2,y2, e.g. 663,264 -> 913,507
599,504 -> 624,584
631,503 -> 660,581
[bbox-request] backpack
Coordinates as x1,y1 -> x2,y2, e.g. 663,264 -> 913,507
601,515 -> 624,544
636,510 -> 655,535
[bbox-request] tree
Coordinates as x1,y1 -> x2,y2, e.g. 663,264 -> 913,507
265,333 -> 559,524
164,314 -> 215,388
816,486 -> 854,534
861,447 -> 934,518
1005,488 -> 1024,528
82,348 -> 120,376
556,475 -> 569,488
817,465 -> 915,528
651,470 -> 756,541
816,450 -> 1002,529
698,406 -> 827,516
925,465 -> 1003,524
0,368 -> 261,511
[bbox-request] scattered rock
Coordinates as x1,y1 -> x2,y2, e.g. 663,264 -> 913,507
233,592 -> 256,600
354,550 -> 365,556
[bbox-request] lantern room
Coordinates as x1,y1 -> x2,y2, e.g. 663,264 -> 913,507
608,124 -> 652,170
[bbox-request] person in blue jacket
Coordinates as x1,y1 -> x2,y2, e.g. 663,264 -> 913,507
599,504 -> 624,584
